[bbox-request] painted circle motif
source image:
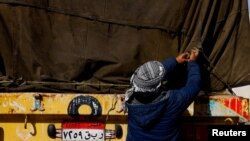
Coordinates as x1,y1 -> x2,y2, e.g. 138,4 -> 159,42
67,95 -> 102,116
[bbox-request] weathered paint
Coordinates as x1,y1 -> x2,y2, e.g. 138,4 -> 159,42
0,93 -> 125,115
0,122 -> 127,141
0,92 -> 127,141
1,93 -> 249,141
194,94 -> 250,122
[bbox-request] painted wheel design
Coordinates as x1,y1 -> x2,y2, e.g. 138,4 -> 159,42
67,95 -> 102,116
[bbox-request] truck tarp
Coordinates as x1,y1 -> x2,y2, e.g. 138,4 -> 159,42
0,0 -> 249,93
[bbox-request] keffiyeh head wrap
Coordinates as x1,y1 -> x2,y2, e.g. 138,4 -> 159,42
125,61 -> 165,102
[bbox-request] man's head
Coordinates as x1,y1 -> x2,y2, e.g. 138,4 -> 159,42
130,61 -> 165,92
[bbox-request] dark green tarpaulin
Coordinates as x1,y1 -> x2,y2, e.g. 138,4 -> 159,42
0,0 -> 249,93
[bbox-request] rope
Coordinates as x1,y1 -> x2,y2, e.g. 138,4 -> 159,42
0,0 -> 178,33
195,0 -> 235,95
105,95 -> 118,124
197,48 -> 236,95
104,95 -> 118,141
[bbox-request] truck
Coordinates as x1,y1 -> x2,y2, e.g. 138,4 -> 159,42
0,0 -> 250,141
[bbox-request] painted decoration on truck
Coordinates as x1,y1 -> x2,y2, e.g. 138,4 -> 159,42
67,95 -> 102,117
194,95 -> 249,123
209,98 -> 249,122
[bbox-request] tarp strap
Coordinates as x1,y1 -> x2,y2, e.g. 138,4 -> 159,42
0,0 -> 178,33
198,48 -> 236,95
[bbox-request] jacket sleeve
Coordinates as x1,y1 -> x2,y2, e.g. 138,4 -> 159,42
161,57 -> 178,80
175,61 -> 201,109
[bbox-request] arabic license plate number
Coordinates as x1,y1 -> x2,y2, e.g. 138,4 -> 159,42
62,122 -> 105,141
62,129 -> 104,141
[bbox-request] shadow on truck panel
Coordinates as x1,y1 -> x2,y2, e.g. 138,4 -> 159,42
0,127 -> 3,141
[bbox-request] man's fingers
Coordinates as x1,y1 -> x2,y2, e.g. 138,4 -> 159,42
187,48 -> 199,61
182,52 -> 190,59
191,48 -> 199,56
192,48 -> 199,54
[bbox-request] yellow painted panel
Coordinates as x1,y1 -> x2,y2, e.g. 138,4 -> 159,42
0,92 -> 128,141
0,93 -> 125,115
0,122 -> 127,141
0,92 -> 196,141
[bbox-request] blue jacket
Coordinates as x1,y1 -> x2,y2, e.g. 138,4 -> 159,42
126,57 -> 201,141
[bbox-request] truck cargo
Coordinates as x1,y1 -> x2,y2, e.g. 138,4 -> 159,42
0,0 -> 250,140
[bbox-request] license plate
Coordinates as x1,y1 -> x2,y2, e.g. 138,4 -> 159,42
62,122 -> 105,141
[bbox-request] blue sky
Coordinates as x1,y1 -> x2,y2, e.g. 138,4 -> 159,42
249,0 -> 250,10
248,0 -> 250,21
249,0 -> 250,12
249,0 -> 250,21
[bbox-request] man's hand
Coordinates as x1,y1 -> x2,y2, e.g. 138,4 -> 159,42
176,52 -> 190,63
189,48 -> 199,61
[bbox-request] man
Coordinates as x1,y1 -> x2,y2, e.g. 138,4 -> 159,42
125,48 -> 201,141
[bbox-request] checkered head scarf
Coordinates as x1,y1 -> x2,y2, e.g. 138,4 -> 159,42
125,61 -> 165,102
